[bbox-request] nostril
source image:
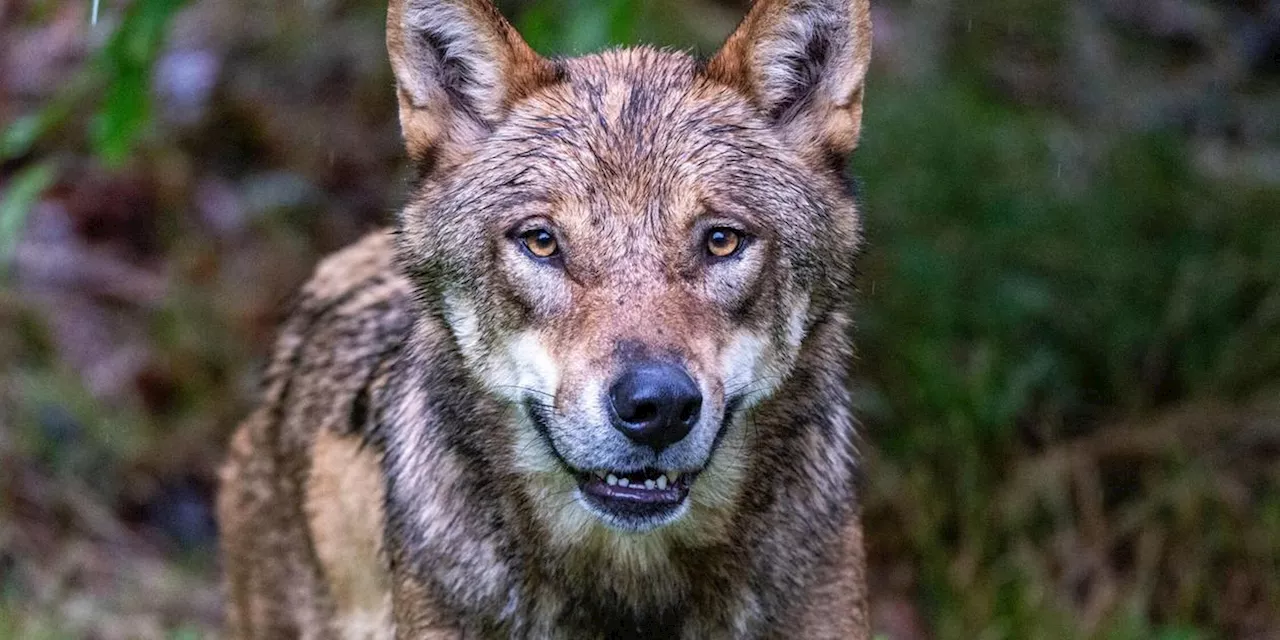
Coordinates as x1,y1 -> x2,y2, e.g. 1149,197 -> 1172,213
630,402 -> 658,424
678,401 -> 698,424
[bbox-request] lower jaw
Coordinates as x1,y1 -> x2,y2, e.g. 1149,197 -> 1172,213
575,475 -> 695,532
577,490 -> 691,533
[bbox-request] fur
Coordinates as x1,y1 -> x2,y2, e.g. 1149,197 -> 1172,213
219,0 -> 873,637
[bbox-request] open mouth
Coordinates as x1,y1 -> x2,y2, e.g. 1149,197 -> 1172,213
577,468 -> 695,523
523,399 -> 702,529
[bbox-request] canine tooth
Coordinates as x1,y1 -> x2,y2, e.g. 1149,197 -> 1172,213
667,472 -> 680,483
606,474 -> 618,486
618,478 -> 630,487
644,479 -> 656,490
656,475 -> 668,490
595,470 -> 606,479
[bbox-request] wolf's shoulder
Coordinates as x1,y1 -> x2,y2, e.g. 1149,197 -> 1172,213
281,229 -> 413,354
297,230 -> 407,308
256,230 -> 416,443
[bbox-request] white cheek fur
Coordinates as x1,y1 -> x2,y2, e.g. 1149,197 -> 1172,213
718,293 -> 809,408
442,291 -> 561,403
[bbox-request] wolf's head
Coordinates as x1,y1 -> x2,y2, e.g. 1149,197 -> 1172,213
389,0 -> 870,541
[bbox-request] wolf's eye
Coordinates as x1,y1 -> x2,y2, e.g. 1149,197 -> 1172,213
705,228 -> 744,259
520,229 -> 559,259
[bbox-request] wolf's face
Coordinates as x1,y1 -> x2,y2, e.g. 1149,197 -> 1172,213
391,0 -> 870,540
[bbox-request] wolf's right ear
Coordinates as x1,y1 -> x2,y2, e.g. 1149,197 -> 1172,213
387,0 -> 558,165
706,0 -> 872,157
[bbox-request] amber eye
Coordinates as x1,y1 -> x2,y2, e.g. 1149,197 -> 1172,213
705,227 -> 744,258
520,229 -> 559,259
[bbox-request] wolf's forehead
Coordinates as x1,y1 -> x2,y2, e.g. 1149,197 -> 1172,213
483,49 -> 780,224
502,48 -> 762,165
559,47 -> 706,113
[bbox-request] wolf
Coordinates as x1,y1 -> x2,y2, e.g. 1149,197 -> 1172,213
217,0 -> 873,637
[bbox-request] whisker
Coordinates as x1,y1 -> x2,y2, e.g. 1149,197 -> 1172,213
495,385 -> 555,399
494,396 -> 557,413
723,375 -> 784,402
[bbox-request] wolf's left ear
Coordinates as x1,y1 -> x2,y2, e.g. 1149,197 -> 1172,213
706,0 -> 872,156
387,0 -> 558,164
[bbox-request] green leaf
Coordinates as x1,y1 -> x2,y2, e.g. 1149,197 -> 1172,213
0,161 -> 58,271
1,66 -> 92,161
90,0 -> 190,165
0,114 -> 47,160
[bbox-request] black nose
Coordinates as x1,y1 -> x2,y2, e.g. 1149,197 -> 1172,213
608,362 -> 702,452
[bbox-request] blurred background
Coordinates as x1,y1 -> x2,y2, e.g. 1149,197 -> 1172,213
1,0 -> 1278,637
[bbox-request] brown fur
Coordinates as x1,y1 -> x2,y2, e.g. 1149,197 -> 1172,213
219,0 -> 873,637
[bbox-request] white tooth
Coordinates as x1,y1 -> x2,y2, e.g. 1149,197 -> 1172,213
607,474 -> 618,486
667,472 -> 680,483
618,478 -> 630,487
644,479 -> 656,490
595,470 -> 606,479
656,475 -> 668,490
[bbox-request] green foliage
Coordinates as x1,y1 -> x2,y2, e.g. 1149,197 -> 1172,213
0,0 -> 188,166
854,80 -> 1279,638
1,113 -> 56,161
515,0 -> 641,54
0,0 -> 189,265
507,0 -> 721,55
0,162 -> 57,269
91,0 -> 190,165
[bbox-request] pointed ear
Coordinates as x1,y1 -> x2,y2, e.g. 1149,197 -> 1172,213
706,0 -> 872,156
386,0 -> 559,165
